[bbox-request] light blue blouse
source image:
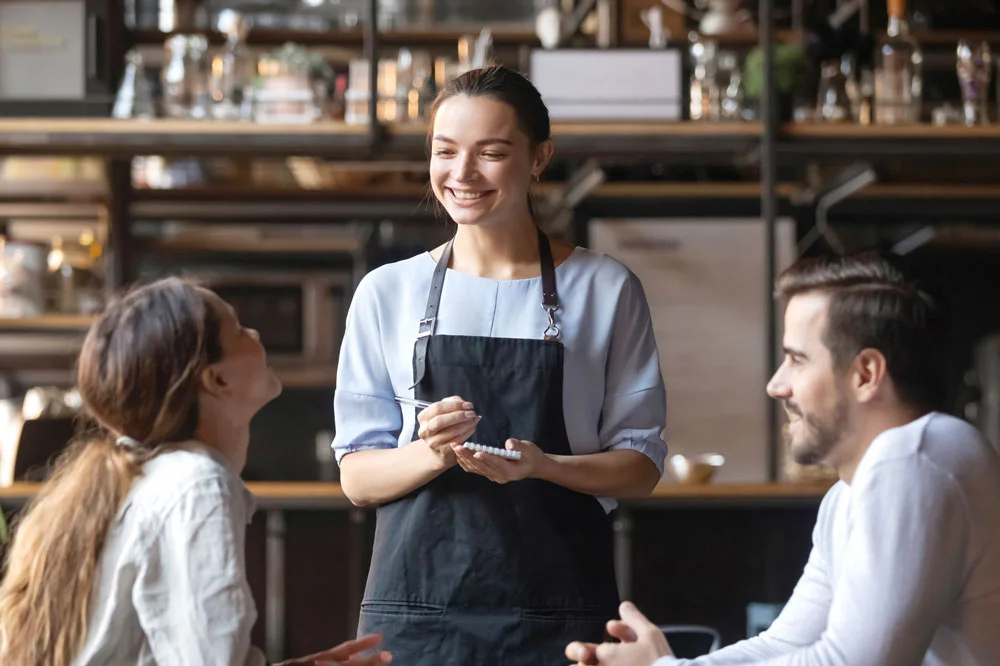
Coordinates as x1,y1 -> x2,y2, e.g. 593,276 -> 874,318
332,246 -> 668,511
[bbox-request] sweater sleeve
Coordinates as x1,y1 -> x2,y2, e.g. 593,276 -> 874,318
661,458 -> 968,666
653,488 -> 838,666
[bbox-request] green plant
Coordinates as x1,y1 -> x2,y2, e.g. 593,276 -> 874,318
742,43 -> 809,100
0,507 -> 8,543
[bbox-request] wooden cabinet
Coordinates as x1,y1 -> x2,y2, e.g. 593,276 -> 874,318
589,217 -> 795,483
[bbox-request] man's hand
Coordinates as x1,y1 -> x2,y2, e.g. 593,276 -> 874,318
565,602 -> 674,666
277,633 -> 392,666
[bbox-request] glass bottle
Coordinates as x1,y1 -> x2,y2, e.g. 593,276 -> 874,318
874,0 -> 922,124
816,59 -> 852,123
112,50 -> 156,119
210,10 -> 253,120
956,40 -> 992,127
689,37 -> 717,121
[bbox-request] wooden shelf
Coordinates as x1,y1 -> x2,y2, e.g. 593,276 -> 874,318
21,118 -> 998,142
7,117 -> 1000,161
139,235 -> 363,254
0,314 -> 95,330
780,121 -> 1000,158
783,122 -> 1000,139
133,180 -> 796,201
684,29 -> 803,45
128,26 -> 539,48
0,180 -> 106,201
0,119 -> 762,159
132,180 -> 1000,205
891,30 -> 1000,46
0,480 -> 831,510
0,119 -> 761,137
273,365 -> 338,389
856,184 -> 1000,199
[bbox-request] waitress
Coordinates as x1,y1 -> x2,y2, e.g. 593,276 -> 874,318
333,65 -> 667,665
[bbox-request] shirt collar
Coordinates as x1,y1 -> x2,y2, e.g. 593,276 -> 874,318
179,440 -> 257,522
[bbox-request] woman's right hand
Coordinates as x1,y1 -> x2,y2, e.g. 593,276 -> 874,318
417,395 -> 480,470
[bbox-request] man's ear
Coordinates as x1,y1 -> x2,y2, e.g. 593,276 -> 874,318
853,348 -> 888,404
200,364 -> 229,397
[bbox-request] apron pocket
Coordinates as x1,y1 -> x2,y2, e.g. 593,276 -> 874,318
520,607 -> 610,622
360,600 -> 446,617
518,608 -> 611,656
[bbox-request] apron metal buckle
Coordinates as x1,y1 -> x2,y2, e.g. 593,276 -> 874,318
543,305 -> 560,340
417,317 -> 437,338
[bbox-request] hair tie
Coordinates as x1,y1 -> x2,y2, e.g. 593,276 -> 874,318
116,436 -> 142,449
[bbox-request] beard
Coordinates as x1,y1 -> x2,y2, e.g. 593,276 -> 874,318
783,397 -> 849,466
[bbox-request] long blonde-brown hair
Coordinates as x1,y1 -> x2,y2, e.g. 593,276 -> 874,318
0,277 -> 222,665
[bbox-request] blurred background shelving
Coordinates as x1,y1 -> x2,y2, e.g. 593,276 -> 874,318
3,0 -> 1000,661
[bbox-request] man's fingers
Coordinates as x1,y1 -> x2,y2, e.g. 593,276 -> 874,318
607,619 -> 638,642
344,651 -> 393,666
565,641 -> 599,665
321,634 -> 383,660
595,641 -> 623,663
619,601 -> 657,632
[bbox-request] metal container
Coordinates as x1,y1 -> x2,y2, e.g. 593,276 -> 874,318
0,238 -> 47,318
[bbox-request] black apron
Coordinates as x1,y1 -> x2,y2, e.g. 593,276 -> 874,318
358,231 -> 620,665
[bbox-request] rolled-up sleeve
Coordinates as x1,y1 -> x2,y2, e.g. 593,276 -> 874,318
599,271 -> 668,475
333,275 -> 402,463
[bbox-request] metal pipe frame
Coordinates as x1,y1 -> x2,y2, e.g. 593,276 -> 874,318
760,0 -> 780,481
365,0 -> 381,152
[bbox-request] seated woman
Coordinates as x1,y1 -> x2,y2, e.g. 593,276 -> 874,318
0,277 -> 392,666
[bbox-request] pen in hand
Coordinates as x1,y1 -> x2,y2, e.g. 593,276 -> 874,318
394,396 -> 521,460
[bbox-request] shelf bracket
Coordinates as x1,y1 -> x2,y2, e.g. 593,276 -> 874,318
537,158 -> 605,234
363,0 -> 385,157
557,0 -> 600,47
796,163 -> 876,255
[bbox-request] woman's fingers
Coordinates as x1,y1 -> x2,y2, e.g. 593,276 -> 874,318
453,446 -> 507,483
418,410 -> 479,440
416,396 -> 472,425
425,421 -> 479,450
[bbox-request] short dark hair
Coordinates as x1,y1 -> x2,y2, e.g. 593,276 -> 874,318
776,252 -> 948,411
427,64 -> 551,149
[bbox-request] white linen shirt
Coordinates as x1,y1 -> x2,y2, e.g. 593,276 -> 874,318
72,442 -> 266,666
332,247 -> 669,511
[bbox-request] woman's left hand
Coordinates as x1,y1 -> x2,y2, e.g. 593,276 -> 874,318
452,439 -> 549,484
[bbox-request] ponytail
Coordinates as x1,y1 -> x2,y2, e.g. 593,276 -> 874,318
0,435 -> 155,665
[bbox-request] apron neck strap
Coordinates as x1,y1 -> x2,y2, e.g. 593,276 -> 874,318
537,228 -> 558,312
410,229 -> 559,389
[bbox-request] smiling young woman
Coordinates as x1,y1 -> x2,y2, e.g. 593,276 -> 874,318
333,65 -> 668,665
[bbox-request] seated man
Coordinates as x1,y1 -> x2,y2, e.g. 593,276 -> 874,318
567,252 -> 1000,666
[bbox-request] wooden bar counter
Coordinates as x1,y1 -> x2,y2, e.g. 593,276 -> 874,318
0,480 -> 829,660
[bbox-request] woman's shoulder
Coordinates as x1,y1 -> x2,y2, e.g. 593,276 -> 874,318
130,446 -> 245,514
563,246 -> 643,290
354,253 -> 432,301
